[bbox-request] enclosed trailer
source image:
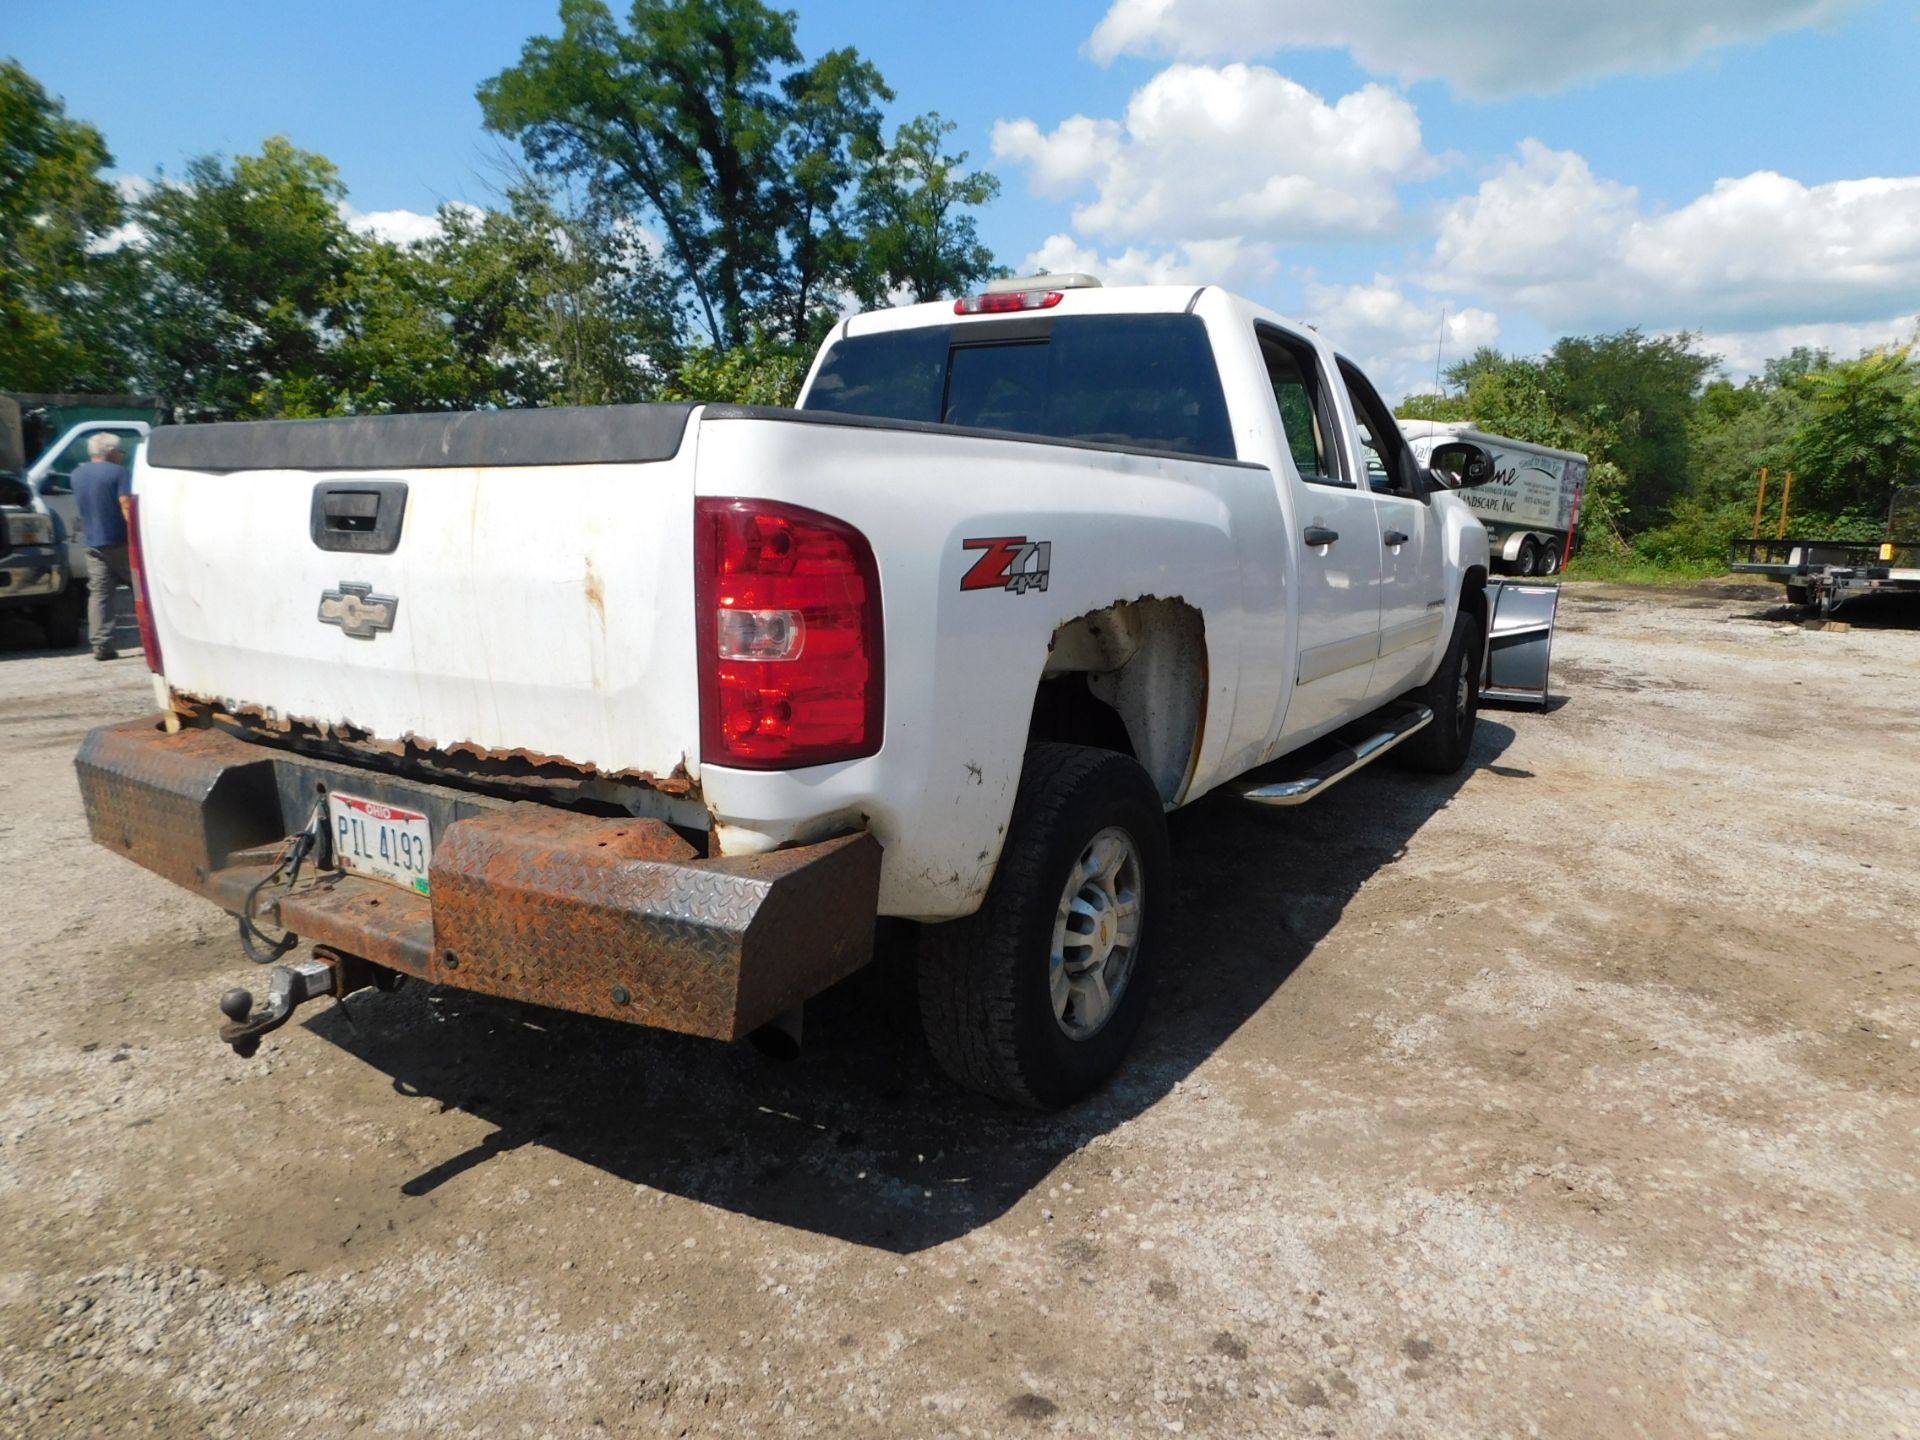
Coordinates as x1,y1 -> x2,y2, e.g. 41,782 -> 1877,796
1402,422 -> 1588,576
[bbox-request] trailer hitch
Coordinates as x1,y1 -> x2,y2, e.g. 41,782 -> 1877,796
217,948 -> 400,1058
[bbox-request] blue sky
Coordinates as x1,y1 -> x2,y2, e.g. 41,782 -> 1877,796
14,1 -> 1920,397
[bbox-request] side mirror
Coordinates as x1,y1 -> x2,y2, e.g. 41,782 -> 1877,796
1430,440 -> 1496,488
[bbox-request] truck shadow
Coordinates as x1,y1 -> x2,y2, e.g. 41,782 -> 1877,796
305,721 -> 1515,1253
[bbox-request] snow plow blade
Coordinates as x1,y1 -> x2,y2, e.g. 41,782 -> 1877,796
1482,581 -> 1560,707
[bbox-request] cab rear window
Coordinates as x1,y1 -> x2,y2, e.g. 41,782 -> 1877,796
802,314 -> 1237,461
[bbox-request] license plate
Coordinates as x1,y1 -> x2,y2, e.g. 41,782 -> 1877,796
328,792 -> 432,894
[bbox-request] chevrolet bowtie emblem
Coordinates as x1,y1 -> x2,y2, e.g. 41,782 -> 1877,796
317,582 -> 399,639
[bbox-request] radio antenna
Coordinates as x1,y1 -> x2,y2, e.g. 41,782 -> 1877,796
1433,305 -> 1448,398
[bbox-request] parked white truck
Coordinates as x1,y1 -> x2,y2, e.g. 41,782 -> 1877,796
1400,422 -> 1586,576
77,276 -> 1509,1107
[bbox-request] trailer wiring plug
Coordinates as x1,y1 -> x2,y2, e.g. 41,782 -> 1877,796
236,798 -> 328,966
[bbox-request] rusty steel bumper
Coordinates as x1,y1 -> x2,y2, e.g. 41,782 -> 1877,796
75,716 -> 880,1041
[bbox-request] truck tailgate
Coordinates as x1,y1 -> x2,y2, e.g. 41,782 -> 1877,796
138,406 -> 703,782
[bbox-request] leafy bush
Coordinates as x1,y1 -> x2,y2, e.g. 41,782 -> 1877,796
663,332 -> 808,407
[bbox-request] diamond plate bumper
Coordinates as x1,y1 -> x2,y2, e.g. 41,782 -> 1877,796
75,717 -> 881,1041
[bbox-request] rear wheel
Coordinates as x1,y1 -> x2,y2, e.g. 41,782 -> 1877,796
1515,536 -> 1540,576
1397,607 -> 1484,775
917,744 -> 1168,1108
1538,541 -> 1562,576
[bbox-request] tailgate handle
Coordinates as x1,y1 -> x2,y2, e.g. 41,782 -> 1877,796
310,480 -> 407,554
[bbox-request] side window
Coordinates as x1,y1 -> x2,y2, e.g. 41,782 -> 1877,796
43,430 -> 142,494
1339,362 -> 1422,499
1257,327 -> 1347,487
45,433 -> 95,493
113,429 -> 145,472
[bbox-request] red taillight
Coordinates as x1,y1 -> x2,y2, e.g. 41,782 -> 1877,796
954,289 -> 1063,315
123,494 -> 163,674
695,497 -> 883,769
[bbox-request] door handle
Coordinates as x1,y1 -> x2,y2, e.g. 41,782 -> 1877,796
1383,529 -> 1409,546
310,480 -> 408,554
1303,526 -> 1339,547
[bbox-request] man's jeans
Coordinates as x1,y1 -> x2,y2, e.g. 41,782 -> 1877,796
86,544 -> 133,652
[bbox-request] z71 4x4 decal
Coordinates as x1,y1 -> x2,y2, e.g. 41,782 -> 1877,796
961,536 -> 1052,594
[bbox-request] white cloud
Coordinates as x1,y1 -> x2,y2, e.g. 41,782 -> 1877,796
339,201 -> 484,246
1087,0 -> 1869,98
1301,276 -> 1501,401
994,115 -> 1122,200
1696,316 -> 1920,381
1425,141 -> 1920,333
993,64 -> 1432,248
1022,231 -> 1279,291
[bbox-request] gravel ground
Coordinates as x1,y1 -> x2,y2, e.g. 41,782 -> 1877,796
1,582 -> 1917,1439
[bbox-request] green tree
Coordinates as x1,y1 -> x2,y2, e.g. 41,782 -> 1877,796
1793,346 -> 1920,516
1462,355 -> 1603,456
479,0 -> 891,351
1762,345 -> 1832,392
0,60 -> 126,390
1546,329 -> 1717,515
1394,391 -> 1471,424
1440,345 -> 1506,396
855,112 -> 1002,305
662,328 -> 805,405
297,186 -> 685,416
774,45 -> 890,340
1687,369 -> 1808,515
132,137 -> 358,416
1434,332 -> 1714,531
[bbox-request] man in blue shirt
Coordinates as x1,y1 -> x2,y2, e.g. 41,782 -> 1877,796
70,433 -> 134,659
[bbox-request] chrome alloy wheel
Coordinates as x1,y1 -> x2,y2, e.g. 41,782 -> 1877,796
1049,826 -> 1144,1039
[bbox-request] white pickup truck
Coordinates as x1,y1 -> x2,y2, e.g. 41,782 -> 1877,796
77,276 -> 1504,1107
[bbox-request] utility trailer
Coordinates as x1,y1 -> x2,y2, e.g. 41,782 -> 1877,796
1729,485 -> 1920,615
1402,423 -> 1588,577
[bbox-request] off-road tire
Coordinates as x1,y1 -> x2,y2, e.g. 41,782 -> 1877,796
917,744 -> 1169,1109
1397,606 -> 1483,775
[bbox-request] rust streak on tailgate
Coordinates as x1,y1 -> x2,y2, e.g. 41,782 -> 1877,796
169,689 -> 699,795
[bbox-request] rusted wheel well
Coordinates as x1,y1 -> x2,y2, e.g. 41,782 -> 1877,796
1028,676 -> 1136,758
1026,597 -> 1207,805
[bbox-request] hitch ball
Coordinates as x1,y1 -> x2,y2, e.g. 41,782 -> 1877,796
220,987 -> 263,1058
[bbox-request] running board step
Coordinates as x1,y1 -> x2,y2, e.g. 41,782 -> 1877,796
1238,704 -> 1433,807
